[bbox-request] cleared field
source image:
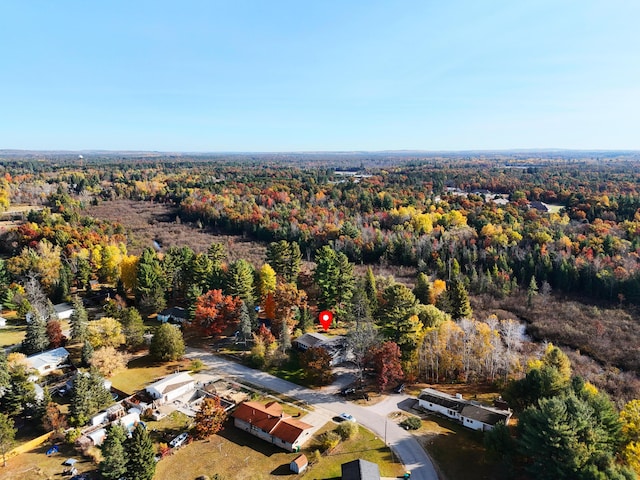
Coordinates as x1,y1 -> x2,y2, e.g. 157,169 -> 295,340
85,199 -> 267,264
109,355 -> 192,395
1,442 -> 97,480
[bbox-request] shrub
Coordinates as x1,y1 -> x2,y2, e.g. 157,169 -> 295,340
335,421 -> 358,440
311,449 -> 322,465
400,416 -> 422,430
65,427 -> 82,444
190,359 -> 204,373
319,431 -> 340,452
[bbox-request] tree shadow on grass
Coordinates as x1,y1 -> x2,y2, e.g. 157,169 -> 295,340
217,424 -> 281,457
270,463 -> 294,475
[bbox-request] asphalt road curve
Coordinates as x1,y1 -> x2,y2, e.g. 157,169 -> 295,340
186,348 -> 439,480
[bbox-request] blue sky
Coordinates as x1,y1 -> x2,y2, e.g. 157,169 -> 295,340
1,1 -> 638,152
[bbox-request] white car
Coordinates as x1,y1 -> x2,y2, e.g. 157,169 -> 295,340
338,413 -> 356,422
169,432 -> 189,448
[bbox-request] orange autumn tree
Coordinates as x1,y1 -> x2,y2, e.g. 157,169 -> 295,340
193,289 -> 241,337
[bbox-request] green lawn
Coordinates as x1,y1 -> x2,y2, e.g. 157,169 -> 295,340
2,442 -> 97,480
417,415 -> 499,480
0,324 -> 26,348
155,420 -> 404,480
109,355 -> 192,395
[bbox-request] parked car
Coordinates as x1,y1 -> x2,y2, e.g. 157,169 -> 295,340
169,432 -> 189,448
393,383 -> 406,394
338,413 -> 356,422
340,387 -> 356,396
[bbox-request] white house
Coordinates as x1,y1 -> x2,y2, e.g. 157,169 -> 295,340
418,388 -> 511,431
87,428 -> 107,446
53,303 -> 75,320
26,347 -> 70,376
232,401 -> 313,452
145,372 -> 195,404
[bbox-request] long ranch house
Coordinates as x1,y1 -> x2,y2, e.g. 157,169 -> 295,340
418,388 -> 512,431
232,400 -> 313,452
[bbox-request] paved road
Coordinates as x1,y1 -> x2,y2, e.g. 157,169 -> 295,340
186,348 -> 439,480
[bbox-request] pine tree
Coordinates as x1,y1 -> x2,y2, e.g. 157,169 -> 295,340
225,259 -> 255,305
413,272 -> 432,305
186,284 -> 203,320
0,350 -> 10,390
527,276 -> 539,307
69,295 -> 89,342
135,248 -> 166,314
0,413 -> 16,467
81,341 -> 94,367
364,266 -> 378,313
238,301 -> 252,346
449,279 -> 472,320
69,371 -> 111,426
190,253 -> 214,291
314,246 -> 354,317
1,364 -> 36,417
120,307 -> 146,351
100,422 -> 128,480
297,306 -> 313,333
22,315 -> 48,354
266,240 -> 301,283
126,423 -> 156,480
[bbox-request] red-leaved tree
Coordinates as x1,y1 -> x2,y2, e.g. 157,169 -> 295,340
371,341 -> 404,392
46,319 -> 66,348
193,289 -> 241,336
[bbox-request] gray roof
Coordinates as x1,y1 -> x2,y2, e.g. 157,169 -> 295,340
341,459 -> 381,480
293,332 -> 328,349
158,306 -> 187,318
460,404 -> 511,426
418,391 -> 465,412
26,347 -> 70,371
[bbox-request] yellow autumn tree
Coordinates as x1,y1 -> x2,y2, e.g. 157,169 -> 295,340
431,279 -> 447,304
120,254 -> 139,292
87,317 -> 125,349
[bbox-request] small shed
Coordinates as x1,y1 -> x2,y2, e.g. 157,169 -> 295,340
290,454 -> 308,474
341,459 -> 381,480
53,302 -> 75,320
0,316 -> 7,327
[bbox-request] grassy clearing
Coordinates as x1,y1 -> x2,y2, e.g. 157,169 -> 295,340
155,420 -> 403,480
2,442 -> 97,480
109,355 -> 192,395
418,414 -> 497,480
0,324 -> 26,348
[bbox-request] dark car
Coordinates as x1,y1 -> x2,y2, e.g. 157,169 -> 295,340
393,383 -> 406,394
340,387 -> 356,396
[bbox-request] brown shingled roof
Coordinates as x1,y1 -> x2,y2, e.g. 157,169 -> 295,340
232,401 -> 312,444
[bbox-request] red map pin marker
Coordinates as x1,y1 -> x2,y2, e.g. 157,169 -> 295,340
319,310 -> 333,331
